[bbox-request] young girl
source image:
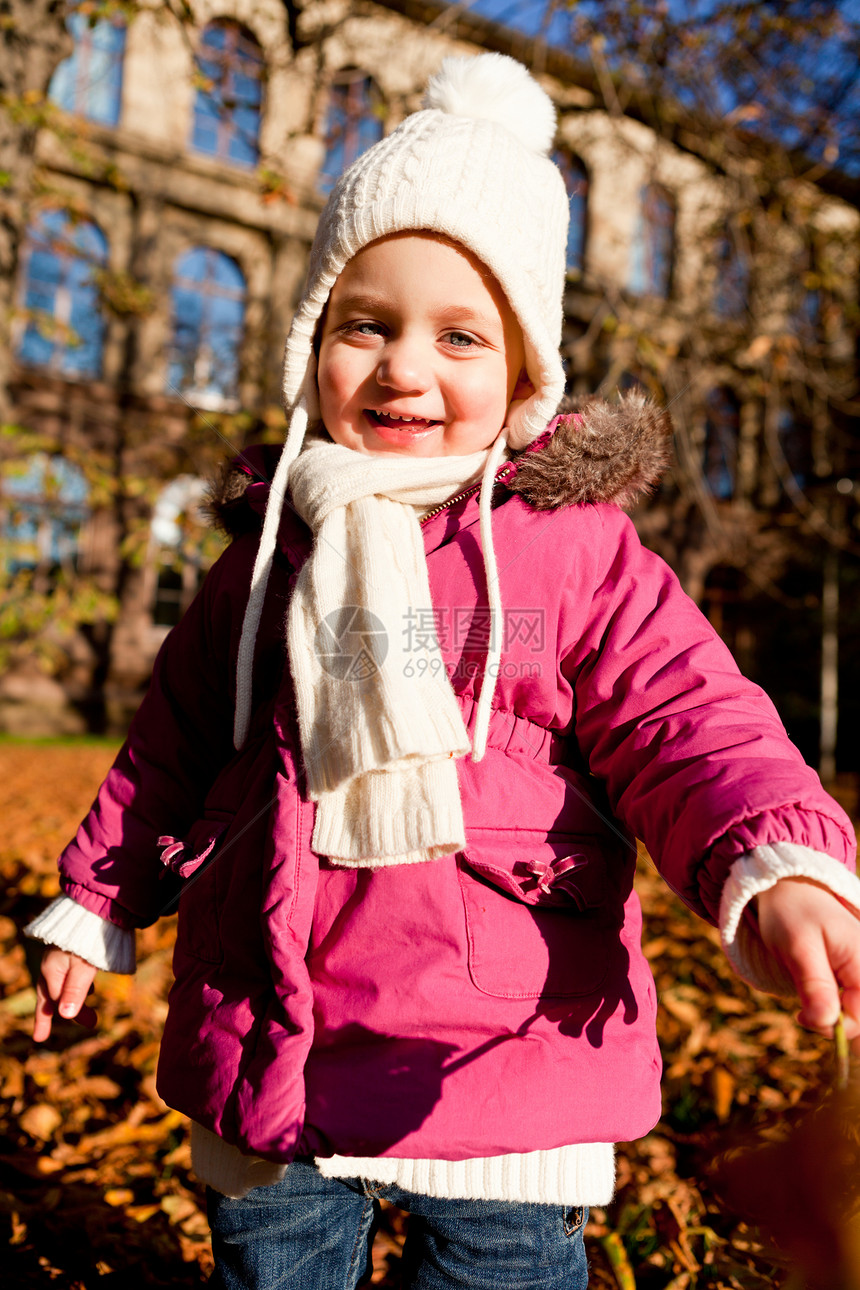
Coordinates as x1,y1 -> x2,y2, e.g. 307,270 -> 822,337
28,53 -> 860,1290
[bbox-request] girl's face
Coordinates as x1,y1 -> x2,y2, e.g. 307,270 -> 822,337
316,233 -> 532,457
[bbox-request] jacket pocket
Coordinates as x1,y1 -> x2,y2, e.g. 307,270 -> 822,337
170,813 -> 232,964
458,832 -> 611,999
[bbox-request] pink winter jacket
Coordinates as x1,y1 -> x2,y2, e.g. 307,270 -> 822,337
55,408 -> 856,1165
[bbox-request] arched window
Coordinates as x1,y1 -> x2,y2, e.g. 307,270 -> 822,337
629,184 -> 675,298
190,22 -> 264,168
17,210 -> 108,378
319,73 -> 384,196
166,247 -> 246,409
703,387 -> 740,499
553,150 -> 588,276
1,454 -> 89,576
48,5 -> 125,126
150,476 -> 208,627
713,225 -> 750,319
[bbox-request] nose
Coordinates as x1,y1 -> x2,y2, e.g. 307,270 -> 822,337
375,335 -> 432,394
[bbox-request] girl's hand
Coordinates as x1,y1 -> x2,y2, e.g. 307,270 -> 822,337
755,877 -> 860,1054
33,946 -> 98,1042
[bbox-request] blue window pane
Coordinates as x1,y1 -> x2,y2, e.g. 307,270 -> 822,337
228,122 -> 258,168
167,248 -> 246,405
319,76 -> 384,195
71,220 -> 108,261
17,211 -> 107,377
27,248 -> 63,287
196,91 -> 221,121
198,54 -> 220,83
24,285 -> 56,315
190,22 -> 262,167
191,119 -> 219,154
48,10 -> 124,127
86,24 -> 125,125
18,326 -> 54,368
176,248 -> 209,284
49,58 -> 75,113
212,252 -> 246,293
629,185 -> 675,298
210,294 -> 245,326
172,288 -> 205,355
52,456 -> 89,507
714,232 -> 749,319
704,388 -> 739,498
233,70 -> 261,106
166,356 -> 189,395
202,24 -> 227,52
2,454 -> 89,570
553,150 -> 588,274
41,208 -> 67,239
66,286 -> 103,377
67,255 -> 95,293
48,12 -> 88,110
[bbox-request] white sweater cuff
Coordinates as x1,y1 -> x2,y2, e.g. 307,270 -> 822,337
719,843 -> 860,996
25,895 -> 136,974
191,1122 -> 287,1198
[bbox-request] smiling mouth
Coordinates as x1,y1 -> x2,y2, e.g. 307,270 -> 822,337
367,411 -> 442,432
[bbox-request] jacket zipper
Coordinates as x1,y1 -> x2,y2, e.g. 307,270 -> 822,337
420,463 -> 515,525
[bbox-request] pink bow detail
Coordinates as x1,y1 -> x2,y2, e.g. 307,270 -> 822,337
525,854 -> 586,898
158,827 -> 226,879
158,834 -> 208,880
158,836 -> 185,867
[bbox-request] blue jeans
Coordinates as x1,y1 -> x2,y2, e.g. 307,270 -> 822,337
207,1158 -> 589,1289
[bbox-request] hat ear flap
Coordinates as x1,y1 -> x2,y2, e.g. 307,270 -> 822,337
302,351 -> 321,423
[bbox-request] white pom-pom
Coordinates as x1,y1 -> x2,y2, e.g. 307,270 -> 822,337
423,53 -> 556,156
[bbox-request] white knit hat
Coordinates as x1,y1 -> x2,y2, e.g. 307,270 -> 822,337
284,51 -> 569,451
233,54 -> 570,750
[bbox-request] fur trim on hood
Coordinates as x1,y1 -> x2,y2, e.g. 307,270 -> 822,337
206,392 -> 672,538
509,392 -> 672,512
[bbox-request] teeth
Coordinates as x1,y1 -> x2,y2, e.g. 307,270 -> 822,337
373,411 -> 437,429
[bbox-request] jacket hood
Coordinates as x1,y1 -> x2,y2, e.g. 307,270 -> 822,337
206,391 -> 672,539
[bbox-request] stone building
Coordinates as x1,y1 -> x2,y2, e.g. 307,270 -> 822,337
2,0 -> 858,771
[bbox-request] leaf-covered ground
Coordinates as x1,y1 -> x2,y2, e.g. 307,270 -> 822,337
0,741 -> 855,1288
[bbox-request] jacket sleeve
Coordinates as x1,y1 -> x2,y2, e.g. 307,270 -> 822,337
56,532 -> 275,929
562,506 -> 856,924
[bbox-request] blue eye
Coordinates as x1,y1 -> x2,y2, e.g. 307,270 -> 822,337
343,320 -> 384,337
446,331 -> 477,348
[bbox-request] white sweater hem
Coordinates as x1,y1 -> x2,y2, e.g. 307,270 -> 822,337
190,1121 -> 615,1205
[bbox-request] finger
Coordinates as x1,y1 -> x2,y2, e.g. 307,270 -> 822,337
57,959 -> 97,1022
795,975 -> 841,1033
785,940 -> 842,1032
32,977 -> 56,1043
38,950 -> 72,1004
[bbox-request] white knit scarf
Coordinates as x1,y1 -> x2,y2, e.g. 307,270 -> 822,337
287,438 -> 495,869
